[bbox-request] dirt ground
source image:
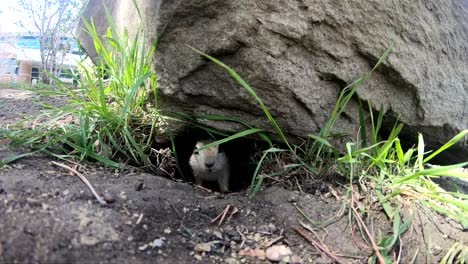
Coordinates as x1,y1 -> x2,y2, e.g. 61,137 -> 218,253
0,87 -> 466,264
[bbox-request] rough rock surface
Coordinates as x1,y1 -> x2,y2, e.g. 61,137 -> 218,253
76,0 -> 468,161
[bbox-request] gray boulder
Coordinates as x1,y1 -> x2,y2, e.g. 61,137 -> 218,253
76,0 -> 468,162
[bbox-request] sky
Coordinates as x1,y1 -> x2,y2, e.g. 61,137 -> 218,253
0,0 -> 39,33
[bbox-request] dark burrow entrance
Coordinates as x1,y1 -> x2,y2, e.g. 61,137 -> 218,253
170,129 -> 269,193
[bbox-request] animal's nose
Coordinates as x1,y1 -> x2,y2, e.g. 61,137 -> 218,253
205,162 -> 214,168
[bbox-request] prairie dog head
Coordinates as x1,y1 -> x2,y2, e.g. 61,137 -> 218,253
190,141 -> 226,172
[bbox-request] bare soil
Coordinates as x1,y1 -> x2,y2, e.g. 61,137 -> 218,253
0,87 -> 465,263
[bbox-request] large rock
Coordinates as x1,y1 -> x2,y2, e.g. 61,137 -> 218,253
76,0 -> 468,162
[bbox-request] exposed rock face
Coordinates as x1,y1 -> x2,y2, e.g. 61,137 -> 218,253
76,0 -> 468,161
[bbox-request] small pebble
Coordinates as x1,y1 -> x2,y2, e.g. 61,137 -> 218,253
268,223 -> 277,233
266,245 -> 293,262
253,233 -> 262,242
225,258 -> 239,264
103,193 -> 116,203
288,192 -> 299,202
26,197 -> 41,206
194,242 -> 211,252
151,238 -> 164,248
213,230 -> 223,239
138,244 -> 148,251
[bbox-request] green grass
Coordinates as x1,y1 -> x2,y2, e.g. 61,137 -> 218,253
1,2 -> 162,171
1,3 -> 466,252
191,44 -> 468,235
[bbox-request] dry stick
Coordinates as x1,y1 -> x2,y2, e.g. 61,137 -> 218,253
211,205 -> 230,225
409,248 -> 419,264
51,161 -> 107,205
351,206 -> 385,264
265,236 -> 284,248
396,237 -> 403,264
226,207 -> 238,223
218,205 -> 230,226
293,226 -> 344,264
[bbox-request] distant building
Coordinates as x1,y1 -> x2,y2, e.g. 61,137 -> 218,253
0,33 -> 85,84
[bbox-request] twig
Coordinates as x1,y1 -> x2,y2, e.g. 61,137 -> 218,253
334,253 -> 366,259
264,236 -> 284,248
299,220 -> 324,245
351,206 -> 385,264
136,213 -> 144,225
195,184 -> 212,192
226,206 -> 238,223
211,205 -> 230,226
396,237 -> 402,264
236,226 -> 248,249
293,226 -> 344,264
409,248 -> 419,264
51,161 -> 107,205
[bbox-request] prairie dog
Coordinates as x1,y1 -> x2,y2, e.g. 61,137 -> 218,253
189,141 -> 230,192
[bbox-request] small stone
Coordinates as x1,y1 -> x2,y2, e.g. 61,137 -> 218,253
164,228 -> 172,234
253,233 -> 262,242
151,238 -> 164,248
26,197 -> 41,206
213,230 -> 223,239
194,242 -> 211,252
194,254 -> 203,261
288,192 -> 299,202
138,244 -> 148,251
268,223 -> 277,233
225,258 -> 239,264
258,225 -> 270,233
102,192 -> 115,204
266,245 -> 293,262
432,245 -> 443,256
63,189 -> 70,196
238,249 -> 248,256
79,216 -> 92,228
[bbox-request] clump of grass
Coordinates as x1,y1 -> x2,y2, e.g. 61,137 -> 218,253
441,242 -> 468,264
1,2 -> 165,171
191,43 -> 468,235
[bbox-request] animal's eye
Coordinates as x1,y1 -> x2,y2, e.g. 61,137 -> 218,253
193,148 -> 199,155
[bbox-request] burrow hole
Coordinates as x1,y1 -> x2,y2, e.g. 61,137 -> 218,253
168,128 -> 268,192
